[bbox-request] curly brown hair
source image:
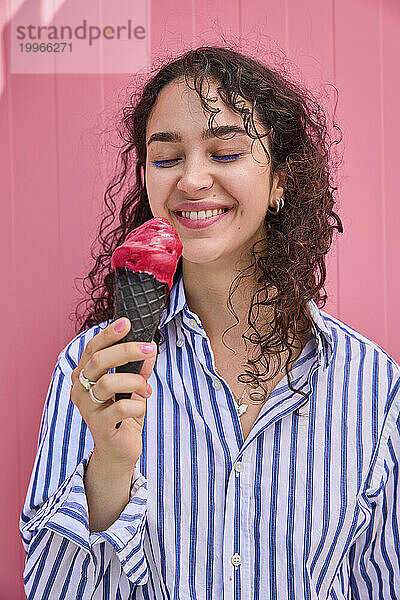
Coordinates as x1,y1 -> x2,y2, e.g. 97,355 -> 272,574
73,45 -> 344,409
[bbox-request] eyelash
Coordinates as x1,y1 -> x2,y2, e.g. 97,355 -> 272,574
151,153 -> 243,167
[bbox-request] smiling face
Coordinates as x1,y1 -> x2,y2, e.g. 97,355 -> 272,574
145,77 -> 283,271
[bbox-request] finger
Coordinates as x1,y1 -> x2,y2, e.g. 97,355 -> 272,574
71,317 -> 131,386
138,342 -> 158,381
107,396 -> 148,426
87,372 -> 152,405
81,340 -> 156,386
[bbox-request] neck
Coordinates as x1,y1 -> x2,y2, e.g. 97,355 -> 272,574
182,258 -> 264,348
181,258 -> 312,363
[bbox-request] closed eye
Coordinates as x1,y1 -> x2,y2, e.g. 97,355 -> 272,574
151,154 -> 244,168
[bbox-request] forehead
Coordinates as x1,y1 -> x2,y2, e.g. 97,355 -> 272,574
146,78 -> 253,134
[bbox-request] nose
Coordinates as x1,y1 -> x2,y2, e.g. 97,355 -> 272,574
176,155 -> 213,195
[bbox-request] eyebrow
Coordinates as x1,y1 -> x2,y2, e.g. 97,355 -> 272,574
147,125 -> 247,147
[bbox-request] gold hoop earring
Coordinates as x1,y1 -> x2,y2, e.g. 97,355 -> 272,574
267,197 -> 285,214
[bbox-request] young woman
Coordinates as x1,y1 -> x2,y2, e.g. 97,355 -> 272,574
20,46 -> 400,599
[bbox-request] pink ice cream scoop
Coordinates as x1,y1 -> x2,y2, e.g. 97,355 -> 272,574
111,217 -> 183,291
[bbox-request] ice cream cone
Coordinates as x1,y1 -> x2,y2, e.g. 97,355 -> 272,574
112,268 -> 168,413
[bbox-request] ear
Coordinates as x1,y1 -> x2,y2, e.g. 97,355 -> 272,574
272,172 -> 284,195
269,172 -> 285,206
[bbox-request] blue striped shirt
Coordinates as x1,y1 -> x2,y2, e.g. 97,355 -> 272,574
20,272 -> 400,599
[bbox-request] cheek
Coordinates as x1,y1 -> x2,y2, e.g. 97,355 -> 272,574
148,171 -> 173,194
146,177 -> 166,208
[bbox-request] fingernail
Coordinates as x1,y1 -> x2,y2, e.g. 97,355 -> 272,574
140,344 -> 155,354
146,383 -> 152,395
114,319 -> 127,333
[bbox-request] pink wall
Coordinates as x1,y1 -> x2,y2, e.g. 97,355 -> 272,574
1,0 -> 399,597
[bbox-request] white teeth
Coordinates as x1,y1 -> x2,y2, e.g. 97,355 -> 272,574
179,208 -> 228,220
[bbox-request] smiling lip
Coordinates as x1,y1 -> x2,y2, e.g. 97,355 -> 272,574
173,207 -> 233,229
173,201 -> 233,212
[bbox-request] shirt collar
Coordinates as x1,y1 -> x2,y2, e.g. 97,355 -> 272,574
306,299 -> 335,369
158,272 -> 187,330
159,273 -> 334,369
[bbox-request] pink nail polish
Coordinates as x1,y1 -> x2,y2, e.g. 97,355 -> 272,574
114,320 -> 126,333
140,344 -> 154,354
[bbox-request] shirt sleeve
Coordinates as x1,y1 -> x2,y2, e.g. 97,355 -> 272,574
19,344 -> 149,599
349,376 -> 400,599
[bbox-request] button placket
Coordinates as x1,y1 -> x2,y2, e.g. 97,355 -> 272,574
183,312 -> 206,338
231,553 -> 242,569
234,461 -> 243,475
212,378 -> 222,390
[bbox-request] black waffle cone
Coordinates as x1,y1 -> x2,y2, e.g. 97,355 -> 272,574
112,268 -> 169,414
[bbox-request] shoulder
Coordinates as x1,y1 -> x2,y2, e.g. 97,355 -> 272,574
322,310 -> 396,361
56,320 -> 113,375
317,305 -> 400,377
310,301 -> 400,427
318,307 -> 400,469
320,307 -> 400,407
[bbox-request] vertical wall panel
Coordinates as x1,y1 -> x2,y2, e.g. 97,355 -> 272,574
333,0 -> 386,347
9,2 -> 61,595
0,16 -> 22,600
149,0 -> 193,60
12,66 -> 61,491
286,0 -> 340,319
240,0 -> 286,46
381,0 -> 400,361
192,0 -> 240,45
55,0 -> 106,348
56,74 -> 108,344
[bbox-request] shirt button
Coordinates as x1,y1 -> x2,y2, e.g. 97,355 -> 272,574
231,553 -> 242,567
188,318 -> 198,329
212,379 -> 222,390
176,338 -> 185,347
234,462 -> 243,473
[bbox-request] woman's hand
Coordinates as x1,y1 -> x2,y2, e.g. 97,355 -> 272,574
70,317 -> 157,469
